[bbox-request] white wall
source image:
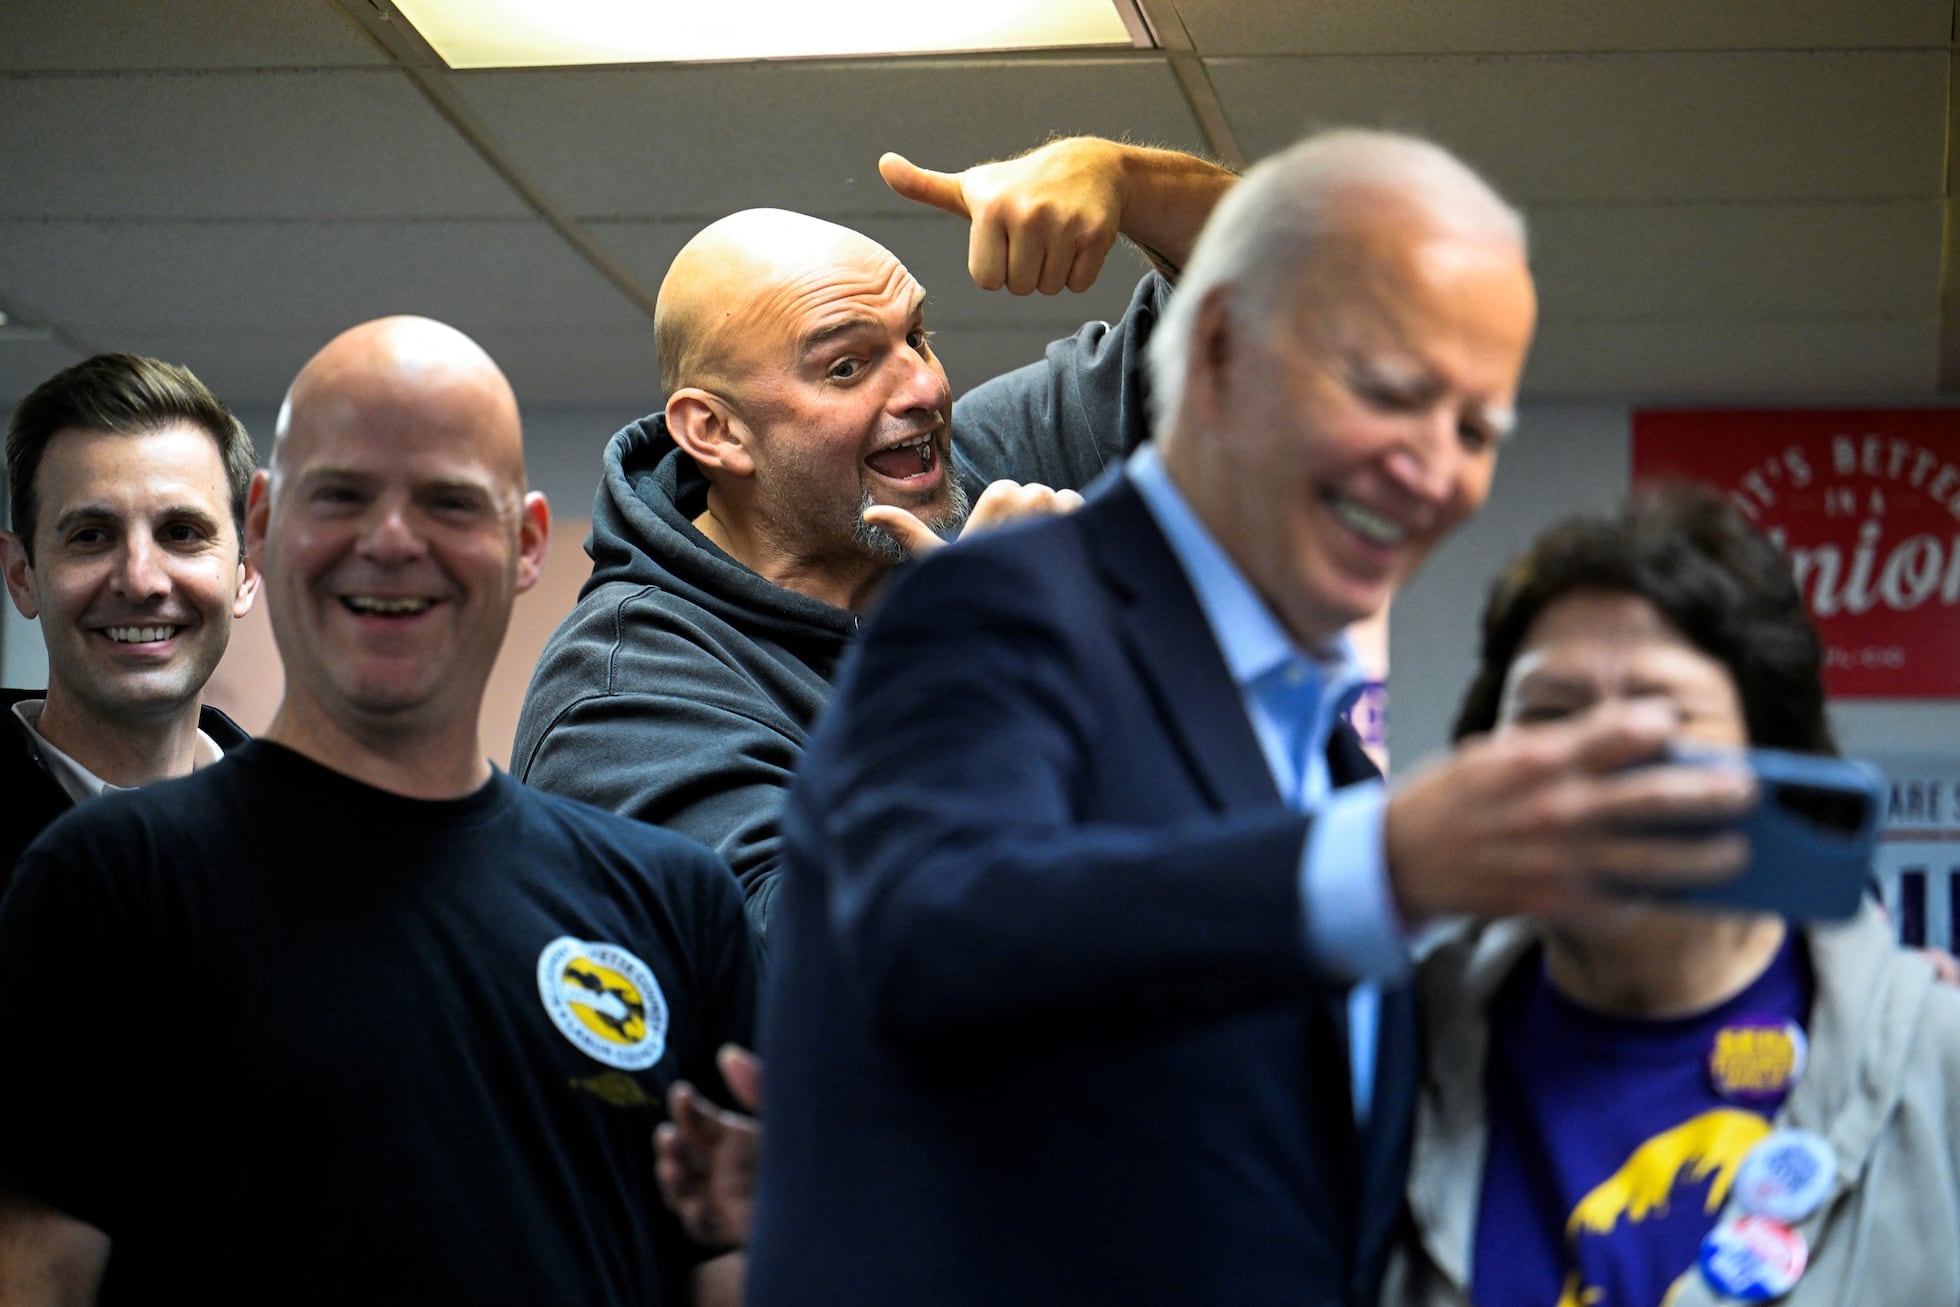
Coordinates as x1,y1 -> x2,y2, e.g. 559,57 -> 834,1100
1386,403 -> 1960,769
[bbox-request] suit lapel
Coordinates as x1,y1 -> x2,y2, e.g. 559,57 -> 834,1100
1080,476 -> 1279,812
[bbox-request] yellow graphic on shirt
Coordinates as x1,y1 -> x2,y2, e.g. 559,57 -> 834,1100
1556,1109 -> 1772,1306
561,957 -> 648,1045
1556,1271 -> 1602,1306
535,936 -> 669,1071
1567,1109 -> 1771,1236
1708,1025 -> 1802,1096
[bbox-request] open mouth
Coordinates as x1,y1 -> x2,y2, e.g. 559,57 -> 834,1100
103,625 -> 180,644
342,595 -> 434,617
863,434 -> 938,482
1329,494 -> 1406,548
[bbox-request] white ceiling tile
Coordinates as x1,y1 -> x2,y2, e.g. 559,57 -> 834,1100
445,57 -> 1203,219
0,219 -> 647,414
1523,319 -> 1941,402
0,70 -> 532,219
1173,0 -> 1948,56
1208,51 -> 1944,202
1530,200 -> 1942,323
0,0 -> 389,71
582,212 -> 1143,338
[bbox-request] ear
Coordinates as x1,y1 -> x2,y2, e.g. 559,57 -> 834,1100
243,468 -> 273,572
513,491 -> 550,595
0,530 -> 39,621
1183,286 -> 1244,431
665,388 -> 756,479
229,544 -> 262,620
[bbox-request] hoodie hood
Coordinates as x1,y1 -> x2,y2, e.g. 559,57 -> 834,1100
583,415 -> 859,674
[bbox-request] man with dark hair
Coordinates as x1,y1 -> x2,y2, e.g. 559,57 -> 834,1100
1,353 -> 260,879
512,136 -> 1237,935
1388,483 -> 1960,1305
0,318 -> 755,1305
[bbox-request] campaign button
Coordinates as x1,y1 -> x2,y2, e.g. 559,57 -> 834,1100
1708,1018 -> 1808,1103
1699,1214 -> 1808,1300
1735,1129 -> 1836,1224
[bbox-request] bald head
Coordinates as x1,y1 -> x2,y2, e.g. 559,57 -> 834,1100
655,209 -> 906,397
275,315 -> 524,487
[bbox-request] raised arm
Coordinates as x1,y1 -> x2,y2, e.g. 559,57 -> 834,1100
881,137 -> 1235,293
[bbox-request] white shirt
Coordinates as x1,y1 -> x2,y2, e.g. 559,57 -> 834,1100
13,698 -> 225,806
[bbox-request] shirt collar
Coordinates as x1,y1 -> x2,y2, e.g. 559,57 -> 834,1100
1126,444 -> 1364,699
13,697 -> 225,805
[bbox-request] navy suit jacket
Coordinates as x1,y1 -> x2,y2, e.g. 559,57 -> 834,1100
749,474 -> 1417,1307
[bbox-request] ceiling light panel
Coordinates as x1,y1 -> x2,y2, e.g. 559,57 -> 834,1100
390,0 -> 1142,69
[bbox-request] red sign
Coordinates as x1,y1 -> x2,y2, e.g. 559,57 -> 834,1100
1632,410 -> 1960,698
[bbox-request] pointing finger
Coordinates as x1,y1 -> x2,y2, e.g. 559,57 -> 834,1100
879,152 -> 969,217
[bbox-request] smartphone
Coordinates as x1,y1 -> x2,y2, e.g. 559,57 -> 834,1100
1627,744 -> 1885,921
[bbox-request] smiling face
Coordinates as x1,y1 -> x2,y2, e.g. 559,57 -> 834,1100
663,214 -> 963,581
727,239 -> 960,558
1170,210 -> 1535,648
249,320 -> 546,751
1,422 -> 258,743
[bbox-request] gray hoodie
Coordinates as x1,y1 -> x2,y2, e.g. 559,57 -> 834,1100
513,274 -> 1170,939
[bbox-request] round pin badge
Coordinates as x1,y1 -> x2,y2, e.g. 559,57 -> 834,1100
1699,1214 -> 1808,1301
1735,1129 -> 1837,1224
1708,1018 -> 1809,1103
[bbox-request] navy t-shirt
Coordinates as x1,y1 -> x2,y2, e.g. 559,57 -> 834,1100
1471,934 -> 1811,1306
0,740 -> 756,1305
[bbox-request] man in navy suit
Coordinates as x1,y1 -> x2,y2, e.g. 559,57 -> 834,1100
747,129 -> 1758,1306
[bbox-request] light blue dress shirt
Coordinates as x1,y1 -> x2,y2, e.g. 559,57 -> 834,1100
1126,445 -> 1409,1120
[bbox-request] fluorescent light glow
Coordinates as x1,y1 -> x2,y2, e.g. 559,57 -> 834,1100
391,0 -> 1141,69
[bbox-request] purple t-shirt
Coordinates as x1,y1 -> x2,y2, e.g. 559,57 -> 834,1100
1471,934 -> 1811,1306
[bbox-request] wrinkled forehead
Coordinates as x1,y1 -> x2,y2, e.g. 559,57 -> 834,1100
747,250 -> 923,352
693,217 -> 923,369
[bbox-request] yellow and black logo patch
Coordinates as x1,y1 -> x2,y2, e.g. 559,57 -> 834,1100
537,936 -> 668,1070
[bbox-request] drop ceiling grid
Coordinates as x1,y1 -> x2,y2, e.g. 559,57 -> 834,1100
0,219 -> 650,336
1203,51 -> 1945,202
0,0 -> 390,71
0,0 -> 1952,418
442,57 -> 1208,219
0,69 -> 535,220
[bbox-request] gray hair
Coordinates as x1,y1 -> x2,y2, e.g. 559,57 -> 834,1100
1145,129 -> 1527,432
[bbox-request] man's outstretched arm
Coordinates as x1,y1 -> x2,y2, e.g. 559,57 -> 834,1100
882,137 -> 1236,293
